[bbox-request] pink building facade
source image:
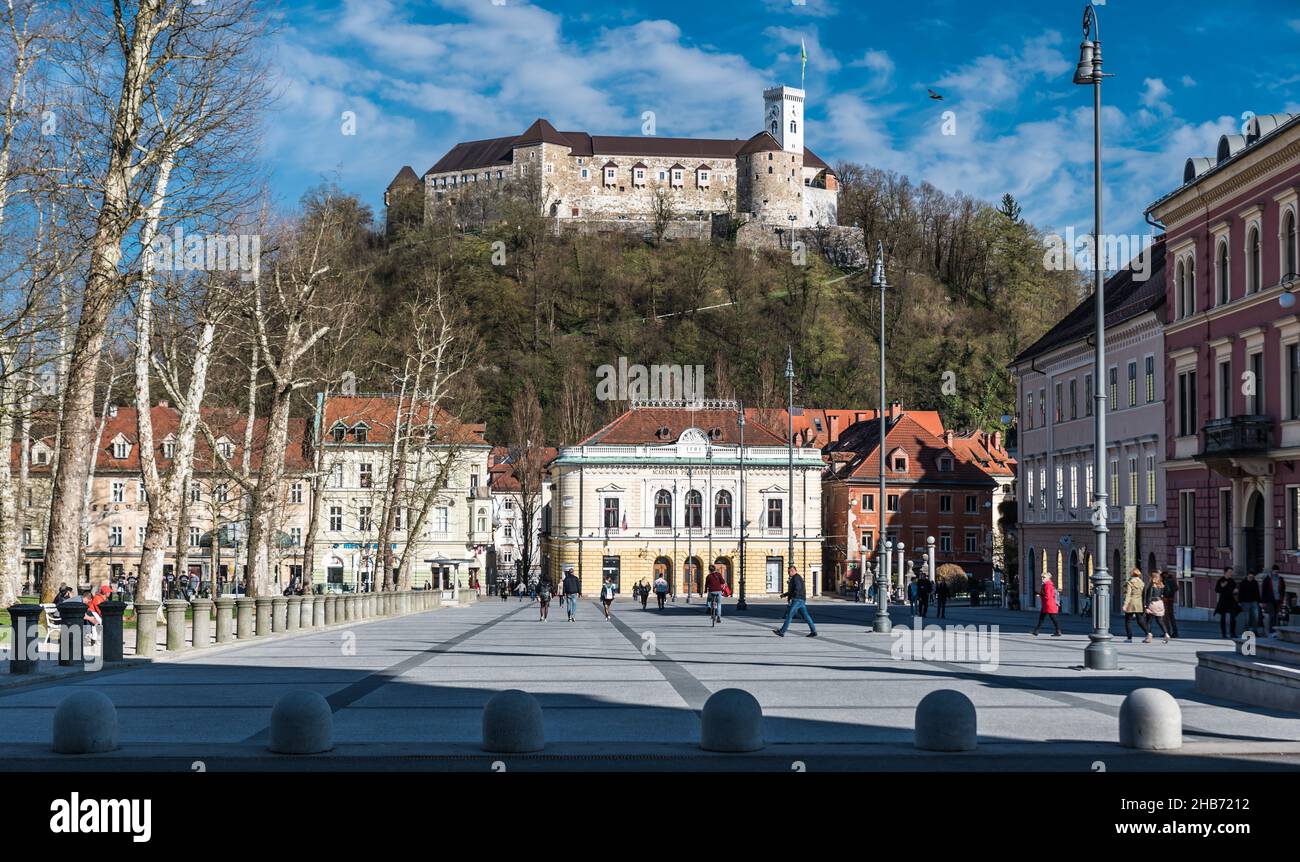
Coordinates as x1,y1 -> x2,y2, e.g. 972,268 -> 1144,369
1148,113 -> 1300,612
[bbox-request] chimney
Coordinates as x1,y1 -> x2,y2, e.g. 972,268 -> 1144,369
828,414 -> 839,438
993,430 -> 1003,451
158,400 -> 169,409
943,430 -> 953,446
108,405 -> 118,418
888,401 -> 901,422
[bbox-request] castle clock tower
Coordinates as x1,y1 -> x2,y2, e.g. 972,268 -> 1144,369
763,85 -> 805,155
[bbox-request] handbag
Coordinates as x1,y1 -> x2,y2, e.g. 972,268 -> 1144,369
1145,598 -> 1165,617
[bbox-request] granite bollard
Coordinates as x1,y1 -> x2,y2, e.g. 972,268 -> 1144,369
914,689 -> 978,752
52,690 -> 118,754
287,595 -> 302,631
134,599 -> 161,658
269,690 -> 333,754
482,689 -> 545,753
215,595 -> 235,643
272,595 -> 289,633
164,599 -> 189,652
1119,688 -> 1182,750
8,603 -> 43,673
236,596 -> 255,639
255,596 -> 272,636
700,688 -> 764,752
191,597 -> 213,649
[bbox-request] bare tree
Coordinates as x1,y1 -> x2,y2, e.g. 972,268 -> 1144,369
41,0 -> 266,597
506,379 -> 546,587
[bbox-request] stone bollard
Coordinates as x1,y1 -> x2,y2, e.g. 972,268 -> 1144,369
303,595 -> 316,628
191,597 -> 212,649
269,690 -> 333,754
164,599 -> 189,652
402,592 -> 411,614
324,594 -> 337,625
236,596 -> 256,639
52,690 -> 118,754
313,594 -> 325,626
215,595 -> 235,643
8,604 -> 43,674
433,590 -> 442,609
700,688 -> 764,752
255,596 -> 272,636
286,595 -> 302,632
482,689 -> 545,753
99,601 -> 126,663
134,599 -> 160,658
361,593 -> 371,619
1119,688 -> 1182,750
344,595 -> 356,622
55,600 -> 88,668
272,595 -> 288,633
914,689 -> 978,752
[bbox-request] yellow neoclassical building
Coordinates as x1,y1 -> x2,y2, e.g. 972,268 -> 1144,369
543,402 -> 825,598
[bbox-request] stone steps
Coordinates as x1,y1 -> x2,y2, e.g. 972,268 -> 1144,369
1277,626 -> 1300,645
1196,650 -> 1300,713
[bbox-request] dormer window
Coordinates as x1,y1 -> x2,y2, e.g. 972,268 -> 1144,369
353,424 -> 368,444
111,438 -> 129,460
162,438 -> 176,459
939,456 -> 953,472
331,424 -> 346,443
218,440 -> 234,460
655,426 -> 671,441
888,448 -> 908,473
708,427 -> 723,440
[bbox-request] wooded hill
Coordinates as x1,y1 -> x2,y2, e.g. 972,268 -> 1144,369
347,163 -> 1084,447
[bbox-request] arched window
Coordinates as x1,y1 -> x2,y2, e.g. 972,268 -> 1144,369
714,490 -> 732,528
1217,240 -> 1230,305
1249,225 -> 1262,293
685,490 -> 703,529
654,490 -> 673,528
1175,260 -> 1186,318
790,120 -> 797,133
1285,209 -> 1297,278
1186,258 -> 1195,316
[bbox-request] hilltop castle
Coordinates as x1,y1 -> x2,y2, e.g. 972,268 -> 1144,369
385,85 -> 846,233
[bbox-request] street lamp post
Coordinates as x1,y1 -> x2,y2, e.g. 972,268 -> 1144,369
737,402 -> 748,611
1075,3 -> 1117,669
786,345 -> 795,586
871,242 -> 891,633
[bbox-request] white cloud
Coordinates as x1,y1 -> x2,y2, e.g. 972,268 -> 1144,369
849,49 -> 896,89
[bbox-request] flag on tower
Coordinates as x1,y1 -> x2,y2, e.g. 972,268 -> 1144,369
800,39 -> 807,88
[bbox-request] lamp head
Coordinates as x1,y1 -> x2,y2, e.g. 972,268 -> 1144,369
870,240 -> 886,288
1073,39 -> 1096,84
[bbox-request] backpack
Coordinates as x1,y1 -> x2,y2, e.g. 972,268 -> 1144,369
601,583 -> 616,600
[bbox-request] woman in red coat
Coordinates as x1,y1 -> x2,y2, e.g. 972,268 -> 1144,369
1031,572 -> 1062,637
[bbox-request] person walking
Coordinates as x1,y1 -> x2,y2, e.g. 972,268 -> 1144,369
1214,567 -> 1240,639
774,564 -> 817,638
499,581 -> 509,602
639,578 -> 650,610
935,579 -> 949,619
1031,572 -> 1062,637
1238,570 -> 1262,636
653,573 -> 669,610
1262,565 -> 1287,637
1160,567 -> 1180,639
917,574 -> 933,619
907,577 -> 918,615
562,566 -> 582,622
599,576 -> 617,621
1143,571 -> 1170,643
537,576 -> 552,621
1121,568 -> 1151,643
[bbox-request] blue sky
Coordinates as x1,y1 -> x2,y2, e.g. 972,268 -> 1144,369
265,0 -> 1300,241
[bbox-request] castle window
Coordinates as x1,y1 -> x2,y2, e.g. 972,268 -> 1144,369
767,166 -> 773,174
790,120 -> 797,133
577,158 -> 584,165
671,169 -> 683,185
580,168 -> 589,179
604,167 -> 616,185
496,170 -> 503,180
768,153 -> 773,160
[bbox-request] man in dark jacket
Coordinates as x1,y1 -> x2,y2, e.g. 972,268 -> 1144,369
562,566 -> 582,622
1262,565 -> 1287,637
774,564 -> 817,638
917,574 -> 933,619
1160,568 -> 1180,638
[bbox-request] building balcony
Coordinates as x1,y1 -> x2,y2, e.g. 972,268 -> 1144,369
1200,415 -> 1273,456
1196,415 -> 1275,478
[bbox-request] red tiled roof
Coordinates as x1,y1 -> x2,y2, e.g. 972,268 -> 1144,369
488,445 -> 558,492
320,396 -> 488,447
826,413 -> 1002,486
579,407 -> 785,447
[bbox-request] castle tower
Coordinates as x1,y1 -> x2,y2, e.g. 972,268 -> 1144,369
763,85 -> 805,156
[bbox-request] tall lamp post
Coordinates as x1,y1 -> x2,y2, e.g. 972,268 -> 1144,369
737,402 -> 748,611
785,345 -> 795,588
1075,3 -> 1116,669
871,241 -> 891,633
